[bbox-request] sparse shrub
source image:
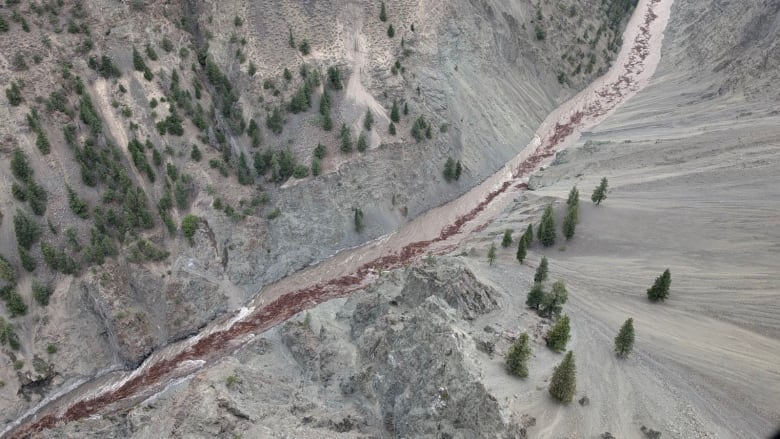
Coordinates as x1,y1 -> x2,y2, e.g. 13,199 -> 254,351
299,40 -> 310,55
535,24 -> 546,41
293,165 -> 309,178
161,36 -> 173,52
47,343 -> 57,354
314,142 -> 326,159
283,67 -> 292,81
234,15 -> 243,27
12,51 -> 28,71
311,158 -> 321,176
267,207 -> 281,219
505,333 -> 531,378
248,62 -> 256,76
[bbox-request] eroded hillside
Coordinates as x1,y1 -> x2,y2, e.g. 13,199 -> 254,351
0,0 -> 640,423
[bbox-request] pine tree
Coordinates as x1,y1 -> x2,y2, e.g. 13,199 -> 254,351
534,256 -> 548,283
379,2 -> 387,22
541,280 -> 568,318
646,269 -> 671,302
502,229 -> 513,248
354,208 -> 364,232
387,24 -> 395,38
357,132 -> 368,152
390,100 -> 400,123
538,204 -> 556,246
364,109 -> 374,131
566,185 -> 580,208
546,315 -> 571,352
614,318 -> 635,358
506,333 -> 532,378
487,242 -> 497,266
526,282 -> 544,309
443,157 -> 456,182
516,238 -> 527,264
549,351 -> 576,403
591,177 -> 608,205
523,224 -> 534,246
340,124 -> 352,153
563,206 -> 576,240
388,122 -> 396,135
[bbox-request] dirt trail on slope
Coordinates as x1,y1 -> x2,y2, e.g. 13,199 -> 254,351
3,0 -> 672,437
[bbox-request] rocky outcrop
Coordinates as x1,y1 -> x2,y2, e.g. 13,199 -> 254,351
41,260 -> 526,438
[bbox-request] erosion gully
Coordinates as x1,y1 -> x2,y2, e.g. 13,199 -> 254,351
4,0 -> 671,436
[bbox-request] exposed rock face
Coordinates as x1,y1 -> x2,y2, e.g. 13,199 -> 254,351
41,260 -> 526,438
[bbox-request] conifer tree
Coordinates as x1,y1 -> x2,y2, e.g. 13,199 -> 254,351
516,238 -> 527,264
614,317 -> 635,358
340,124 -> 352,153
563,206 -> 576,240
549,351 -> 576,403
566,185 -> 580,208
546,315 -> 571,352
454,161 -> 462,180
387,24 -> 395,38
506,333 -> 532,378
364,109 -> 374,131
388,122 -> 396,135
646,269 -> 671,302
538,204 -> 556,246
354,208 -> 364,232
390,100 -> 400,123
487,242 -> 497,266
541,280 -> 568,318
502,229 -> 513,248
357,132 -> 368,152
379,2 -> 387,22
534,256 -> 548,283
523,223 -> 534,246
591,177 -> 608,205
526,282 -> 544,309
